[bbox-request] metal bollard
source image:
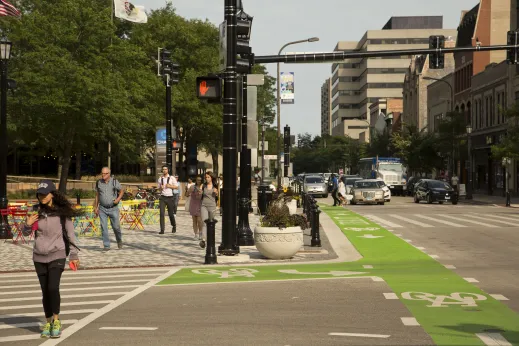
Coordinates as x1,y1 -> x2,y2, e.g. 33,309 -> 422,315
506,191 -> 511,207
301,191 -> 307,214
76,192 -> 81,206
311,205 -> 322,247
204,214 -> 218,265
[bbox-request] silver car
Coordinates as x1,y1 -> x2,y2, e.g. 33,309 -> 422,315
304,175 -> 328,198
350,180 -> 385,205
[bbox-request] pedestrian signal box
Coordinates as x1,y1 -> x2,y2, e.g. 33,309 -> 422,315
196,76 -> 222,101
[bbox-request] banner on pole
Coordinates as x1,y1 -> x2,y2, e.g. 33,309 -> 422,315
114,0 -> 148,23
280,72 -> 295,104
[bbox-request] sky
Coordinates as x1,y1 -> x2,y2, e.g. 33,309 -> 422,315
147,0 -> 480,137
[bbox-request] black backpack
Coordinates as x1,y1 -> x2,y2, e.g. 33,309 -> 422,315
60,216 -> 80,256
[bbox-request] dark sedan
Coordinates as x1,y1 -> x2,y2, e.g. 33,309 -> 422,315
414,179 -> 458,205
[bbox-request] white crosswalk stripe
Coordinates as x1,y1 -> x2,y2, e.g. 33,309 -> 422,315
414,215 -> 467,228
436,214 -> 498,228
476,214 -> 519,223
0,268 -> 170,343
464,214 -> 518,227
363,215 -> 403,228
387,215 -> 434,228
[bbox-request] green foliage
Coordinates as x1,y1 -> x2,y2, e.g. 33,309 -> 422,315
492,104 -> 519,160
366,131 -> 394,157
261,195 -> 307,230
8,189 -> 95,199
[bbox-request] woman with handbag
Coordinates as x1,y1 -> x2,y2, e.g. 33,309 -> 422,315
186,176 -> 203,240
22,180 -> 83,338
184,178 -> 194,213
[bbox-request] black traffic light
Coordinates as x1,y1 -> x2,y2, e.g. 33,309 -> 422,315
236,10 -> 253,74
429,35 -> 445,69
158,48 -> 180,86
507,31 -> 518,65
170,63 -> 180,84
159,49 -> 172,76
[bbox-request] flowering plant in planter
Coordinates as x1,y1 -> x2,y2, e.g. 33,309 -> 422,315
260,194 -> 307,230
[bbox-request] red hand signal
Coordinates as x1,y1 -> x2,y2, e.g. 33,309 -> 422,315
199,81 -> 210,96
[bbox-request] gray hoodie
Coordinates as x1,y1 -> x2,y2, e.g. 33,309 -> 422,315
23,214 -> 79,263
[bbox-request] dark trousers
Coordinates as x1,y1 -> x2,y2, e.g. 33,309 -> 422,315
34,259 -> 66,318
332,189 -> 340,206
159,195 -> 176,231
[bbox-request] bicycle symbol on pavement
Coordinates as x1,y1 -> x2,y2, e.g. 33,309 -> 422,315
343,227 -> 380,232
191,268 -> 258,279
401,292 -> 487,307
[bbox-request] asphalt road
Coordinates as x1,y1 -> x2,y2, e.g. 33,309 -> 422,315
64,279 -> 433,346
341,195 -> 519,314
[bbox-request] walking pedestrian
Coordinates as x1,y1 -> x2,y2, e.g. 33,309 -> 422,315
200,171 -> 219,249
186,176 -> 204,239
172,174 -> 180,215
158,166 -> 178,234
331,174 -> 340,206
451,173 -> 459,193
338,176 -> 347,206
218,174 -> 223,216
23,180 -> 82,338
184,178 -> 194,213
94,167 -> 124,250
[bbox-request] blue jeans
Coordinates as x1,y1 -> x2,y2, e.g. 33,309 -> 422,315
99,205 -> 122,248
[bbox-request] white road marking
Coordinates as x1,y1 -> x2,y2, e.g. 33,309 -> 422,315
464,278 -> 479,283
328,332 -> 390,338
0,268 -> 171,279
401,317 -> 420,326
478,214 -> 519,223
0,300 -> 114,311
0,335 -> 42,343
395,234 -> 402,237
438,214 -> 497,228
404,239 -> 413,243
99,327 -> 158,331
0,279 -> 150,290
476,333 -> 512,346
416,247 -> 426,250
3,273 -> 160,284
444,265 -> 456,269
371,277 -> 384,282
464,214 -> 518,227
429,255 -> 440,259
0,285 -> 141,296
0,309 -> 97,319
383,293 -> 398,299
362,214 -> 402,228
363,265 -> 373,269
0,292 -> 128,303
415,215 -> 467,227
0,319 -> 78,330
40,268 -> 180,346
387,215 -> 434,228
489,294 -> 509,301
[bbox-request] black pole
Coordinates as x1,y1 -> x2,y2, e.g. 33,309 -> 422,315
466,133 -> 473,199
237,74 -> 254,246
311,204 -> 321,247
165,81 -> 173,174
0,60 -> 9,240
254,44 -> 517,65
205,217 -> 218,264
219,0 -> 239,256
284,125 -> 290,177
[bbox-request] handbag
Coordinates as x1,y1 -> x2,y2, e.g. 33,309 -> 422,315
185,196 -> 190,212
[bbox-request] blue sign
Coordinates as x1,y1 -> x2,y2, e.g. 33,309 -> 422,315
156,128 -> 166,146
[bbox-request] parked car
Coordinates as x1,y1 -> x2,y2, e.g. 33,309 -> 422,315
413,179 -> 458,204
350,180 -> 385,205
406,176 -> 420,196
375,178 -> 391,202
303,175 -> 328,198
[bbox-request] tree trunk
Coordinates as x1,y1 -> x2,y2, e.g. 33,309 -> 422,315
75,150 -> 82,180
211,149 -> 219,175
58,140 -> 73,193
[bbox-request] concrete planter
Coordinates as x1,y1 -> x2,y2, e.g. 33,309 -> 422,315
254,226 -> 303,260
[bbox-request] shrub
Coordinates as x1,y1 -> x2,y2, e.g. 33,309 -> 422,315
260,194 -> 307,230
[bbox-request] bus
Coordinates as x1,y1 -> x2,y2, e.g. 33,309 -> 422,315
358,157 -> 407,196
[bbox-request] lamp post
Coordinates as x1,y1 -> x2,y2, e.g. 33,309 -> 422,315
466,124 -> 473,199
0,38 -> 12,240
502,157 -> 511,207
423,76 -> 455,177
276,37 -> 319,189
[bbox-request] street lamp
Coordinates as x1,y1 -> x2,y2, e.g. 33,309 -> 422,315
466,124 -> 473,200
276,37 -> 319,189
0,38 -> 12,240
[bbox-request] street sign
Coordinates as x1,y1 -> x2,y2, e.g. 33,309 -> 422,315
219,21 -> 227,71
247,86 -> 257,121
259,141 -> 268,151
247,74 -> 264,86
264,155 -> 277,160
196,76 -> 222,100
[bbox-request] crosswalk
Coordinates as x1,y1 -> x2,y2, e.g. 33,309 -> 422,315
0,268 -> 171,343
361,212 -> 519,229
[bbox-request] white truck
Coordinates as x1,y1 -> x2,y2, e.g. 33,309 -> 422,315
358,157 -> 407,196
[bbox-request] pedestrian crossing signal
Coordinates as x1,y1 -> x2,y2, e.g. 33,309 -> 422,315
196,76 -> 222,101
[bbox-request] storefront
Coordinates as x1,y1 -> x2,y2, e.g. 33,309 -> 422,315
470,131 -> 506,195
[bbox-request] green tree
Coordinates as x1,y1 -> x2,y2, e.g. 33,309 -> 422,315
492,104 -> 519,160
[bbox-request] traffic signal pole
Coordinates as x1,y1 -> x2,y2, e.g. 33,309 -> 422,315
165,78 -> 174,175
219,0 -> 240,256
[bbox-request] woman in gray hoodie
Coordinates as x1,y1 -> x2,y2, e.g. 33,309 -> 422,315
23,180 -> 82,338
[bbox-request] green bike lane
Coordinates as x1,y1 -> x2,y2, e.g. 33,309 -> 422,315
158,206 -> 519,345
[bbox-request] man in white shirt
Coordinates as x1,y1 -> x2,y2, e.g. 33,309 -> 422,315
158,166 -> 179,234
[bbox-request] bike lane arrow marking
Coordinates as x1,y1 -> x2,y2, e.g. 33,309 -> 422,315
278,270 -> 368,277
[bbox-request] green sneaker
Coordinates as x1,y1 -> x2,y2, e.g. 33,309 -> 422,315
50,319 -> 61,338
41,322 -> 51,338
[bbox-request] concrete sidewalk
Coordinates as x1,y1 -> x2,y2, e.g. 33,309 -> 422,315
0,204 -> 362,272
458,193 -> 519,207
